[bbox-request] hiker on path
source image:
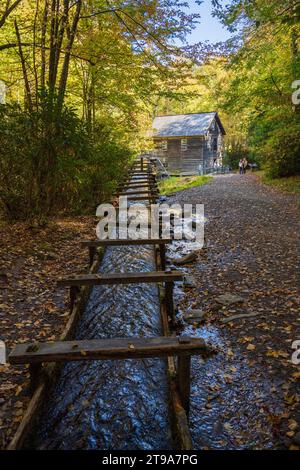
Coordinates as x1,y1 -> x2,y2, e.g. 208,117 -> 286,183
239,159 -> 244,175
242,158 -> 248,174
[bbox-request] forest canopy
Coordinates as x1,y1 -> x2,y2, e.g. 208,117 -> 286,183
0,0 -> 299,220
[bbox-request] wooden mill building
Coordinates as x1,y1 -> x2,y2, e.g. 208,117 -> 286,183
152,112 -> 226,174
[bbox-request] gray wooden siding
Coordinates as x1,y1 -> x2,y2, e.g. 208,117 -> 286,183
153,118 -> 224,173
154,138 -> 204,172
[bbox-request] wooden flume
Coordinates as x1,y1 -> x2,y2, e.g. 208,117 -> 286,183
7,156 -> 213,450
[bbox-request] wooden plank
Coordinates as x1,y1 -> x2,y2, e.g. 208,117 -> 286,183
124,196 -> 157,201
119,184 -> 158,190
177,355 -> 191,416
160,243 -> 166,270
81,238 -> 173,247
57,270 -> 183,287
127,172 -> 155,176
6,383 -> 45,450
131,173 -> 156,181
121,180 -> 157,185
8,336 -> 208,365
123,173 -> 155,178
114,221 -> 153,229
165,280 -> 175,321
155,245 -> 194,449
121,179 -> 156,184
117,190 -> 158,196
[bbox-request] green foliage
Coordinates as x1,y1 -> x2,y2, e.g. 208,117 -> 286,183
213,0 -> 300,178
164,2 -> 300,180
0,95 -> 131,220
249,111 -> 300,178
223,138 -> 250,169
158,175 -> 212,195
0,0 -> 201,221
259,172 -> 300,194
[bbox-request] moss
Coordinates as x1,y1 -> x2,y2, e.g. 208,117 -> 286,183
158,175 -> 212,195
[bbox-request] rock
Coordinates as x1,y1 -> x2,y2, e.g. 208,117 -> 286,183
183,275 -> 197,288
215,293 -> 245,306
293,431 -> 300,446
172,252 -> 198,266
184,309 -> 207,323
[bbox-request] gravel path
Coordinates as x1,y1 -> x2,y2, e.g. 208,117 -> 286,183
167,173 -> 300,450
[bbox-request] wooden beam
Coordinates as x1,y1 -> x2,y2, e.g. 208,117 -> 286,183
8,336 -> 208,365
119,183 -> 158,190
160,243 -> 166,270
70,286 -> 80,311
114,221 -> 153,229
121,179 -> 157,184
165,280 -> 175,321
127,172 -> 155,176
177,355 -> 191,416
88,246 -> 97,267
123,196 -> 158,202
81,238 -> 173,247
57,270 -> 183,287
117,190 -> 158,196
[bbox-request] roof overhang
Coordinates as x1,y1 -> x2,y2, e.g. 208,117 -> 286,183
153,135 -> 206,140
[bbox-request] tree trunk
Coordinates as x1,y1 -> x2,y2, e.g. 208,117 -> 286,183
14,20 -> 33,112
57,0 -> 82,113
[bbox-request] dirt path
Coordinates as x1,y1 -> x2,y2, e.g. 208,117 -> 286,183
167,173 -> 300,450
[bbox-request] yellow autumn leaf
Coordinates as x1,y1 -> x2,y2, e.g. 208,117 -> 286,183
288,419 -> 298,431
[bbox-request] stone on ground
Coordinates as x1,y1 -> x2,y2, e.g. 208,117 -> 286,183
215,293 -> 245,306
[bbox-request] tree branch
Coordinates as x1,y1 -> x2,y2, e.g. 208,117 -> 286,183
0,0 -> 22,29
0,41 -> 96,64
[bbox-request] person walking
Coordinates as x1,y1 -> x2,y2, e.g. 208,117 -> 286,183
242,157 -> 248,174
239,159 -> 244,175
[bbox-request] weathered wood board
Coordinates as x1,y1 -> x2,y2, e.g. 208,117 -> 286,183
9,336 -> 209,364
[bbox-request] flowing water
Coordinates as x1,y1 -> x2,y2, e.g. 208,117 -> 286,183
32,186 -> 173,450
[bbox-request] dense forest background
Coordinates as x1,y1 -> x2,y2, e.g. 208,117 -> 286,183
0,0 -> 299,221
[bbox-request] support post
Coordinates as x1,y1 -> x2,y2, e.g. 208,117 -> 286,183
88,246 -> 97,267
140,157 -> 144,171
28,364 -> 42,395
160,243 -> 166,270
70,286 -> 80,312
177,354 -> 191,417
165,280 -> 174,323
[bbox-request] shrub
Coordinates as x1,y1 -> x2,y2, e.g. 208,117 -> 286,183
0,94 -> 132,220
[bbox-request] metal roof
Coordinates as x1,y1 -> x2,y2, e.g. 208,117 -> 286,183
152,112 -> 225,138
